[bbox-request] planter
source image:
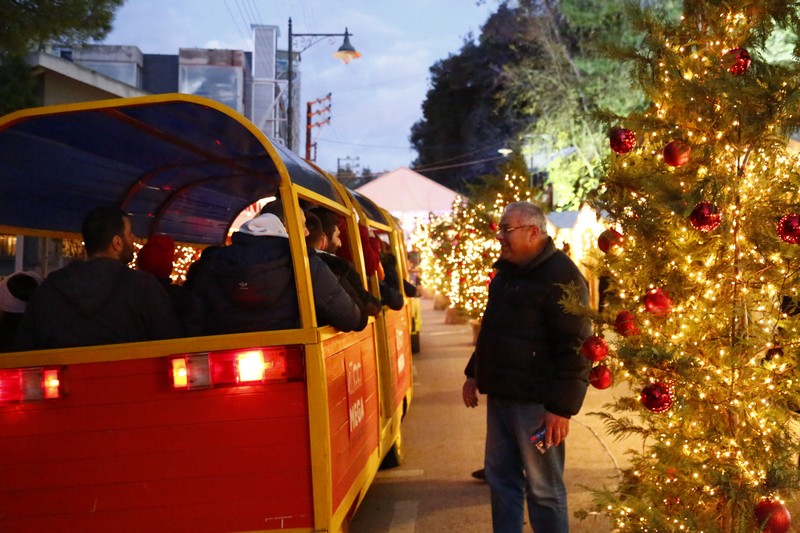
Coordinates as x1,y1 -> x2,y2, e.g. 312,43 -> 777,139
433,293 -> 450,310
444,307 -> 468,325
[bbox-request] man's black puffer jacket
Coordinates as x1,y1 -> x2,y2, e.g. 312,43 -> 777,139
464,238 -> 592,418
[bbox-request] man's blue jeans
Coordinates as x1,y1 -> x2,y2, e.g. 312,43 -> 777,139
484,396 -> 568,532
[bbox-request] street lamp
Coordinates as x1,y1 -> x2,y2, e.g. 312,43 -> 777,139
286,17 -> 361,153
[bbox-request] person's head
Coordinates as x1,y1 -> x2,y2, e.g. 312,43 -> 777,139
82,207 -> 136,264
312,208 -> 342,253
0,271 -> 43,316
305,211 -> 327,251
136,234 -> 176,279
497,202 -> 548,265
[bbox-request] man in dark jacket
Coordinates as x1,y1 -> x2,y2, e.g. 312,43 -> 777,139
14,207 -> 180,349
462,201 -> 591,533
192,213 -> 361,334
306,212 -> 381,331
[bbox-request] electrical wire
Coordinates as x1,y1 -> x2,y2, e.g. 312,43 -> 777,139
222,0 -> 249,43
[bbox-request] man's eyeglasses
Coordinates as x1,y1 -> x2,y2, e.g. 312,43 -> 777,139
496,224 -> 535,236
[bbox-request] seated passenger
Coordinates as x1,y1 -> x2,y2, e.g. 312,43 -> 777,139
306,212 -> 381,331
0,271 -> 42,352
136,234 -> 203,337
378,237 -> 418,298
14,207 -> 181,350
374,236 -> 405,311
191,213 -> 361,334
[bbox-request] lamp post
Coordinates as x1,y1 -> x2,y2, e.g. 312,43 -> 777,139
286,17 -> 361,153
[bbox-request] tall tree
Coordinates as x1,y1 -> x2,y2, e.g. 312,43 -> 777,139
499,0 -> 676,209
579,1 -> 800,531
409,4 -> 537,192
0,0 -> 123,115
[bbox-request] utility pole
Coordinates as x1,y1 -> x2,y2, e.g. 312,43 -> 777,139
305,93 -> 331,161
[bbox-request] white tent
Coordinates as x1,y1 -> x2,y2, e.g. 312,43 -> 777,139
356,167 -> 460,239
355,167 -> 459,214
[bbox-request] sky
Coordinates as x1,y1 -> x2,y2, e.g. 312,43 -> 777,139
103,0 -> 497,176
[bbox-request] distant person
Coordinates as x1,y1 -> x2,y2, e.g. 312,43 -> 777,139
378,237 -> 417,299
0,271 -> 42,352
191,213 -> 361,333
306,211 -> 381,330
14,207 -> 181,350
374,236 -> 405,310
136,234 -> 203,337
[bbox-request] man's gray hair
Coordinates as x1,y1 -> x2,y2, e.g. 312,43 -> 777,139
505,202 -> 548,234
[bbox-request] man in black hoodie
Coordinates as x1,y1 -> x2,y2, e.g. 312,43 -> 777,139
14,207 -> 180,350
462,201 -> 591,533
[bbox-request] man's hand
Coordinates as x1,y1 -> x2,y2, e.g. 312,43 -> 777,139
543,411 -> 570,447
463,378 -> 478,408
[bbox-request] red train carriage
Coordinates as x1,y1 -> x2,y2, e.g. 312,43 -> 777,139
0,94 -> 412,532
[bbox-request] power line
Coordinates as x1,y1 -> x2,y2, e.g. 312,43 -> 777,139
222,0 -> 249,43
413,155 -> 506,172
232,0 -> 252,39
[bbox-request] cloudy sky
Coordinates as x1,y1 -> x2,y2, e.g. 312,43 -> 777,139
103,0 -> 496,175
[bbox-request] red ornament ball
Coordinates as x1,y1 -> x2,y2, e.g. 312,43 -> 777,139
581,335 -> 608,362
614,310 -> 640,337
641,382 -> 673,412
597,229 -> 623,253
754,499 -> 791,533
644,288 -> 673,316
663,140 -> 691,167
609,127 -> 636,154
689,202 -> 722,232
726,47 -> 751,75
777,214 -> 800,244
589,365 -> 613,390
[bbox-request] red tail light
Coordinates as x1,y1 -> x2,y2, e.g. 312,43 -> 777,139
169,346 -> 305,390
0,367 -> 63,404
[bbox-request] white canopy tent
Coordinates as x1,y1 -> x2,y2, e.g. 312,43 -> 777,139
355,167 -> 459,237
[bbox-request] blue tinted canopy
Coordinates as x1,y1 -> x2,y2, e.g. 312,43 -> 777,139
0,94 -> 343,245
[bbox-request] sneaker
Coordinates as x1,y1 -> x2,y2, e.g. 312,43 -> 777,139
471,468 -> 486,481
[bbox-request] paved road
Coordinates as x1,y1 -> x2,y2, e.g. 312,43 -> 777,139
350,297 -> 636,532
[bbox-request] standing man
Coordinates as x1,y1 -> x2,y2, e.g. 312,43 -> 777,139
15,207 -> 180,349
463,201 -> 591,532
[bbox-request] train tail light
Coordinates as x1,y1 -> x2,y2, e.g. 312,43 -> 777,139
0,367 -> 63,404
169,346 -> 305,390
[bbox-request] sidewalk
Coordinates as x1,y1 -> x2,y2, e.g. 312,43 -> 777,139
414,296 -> 635,531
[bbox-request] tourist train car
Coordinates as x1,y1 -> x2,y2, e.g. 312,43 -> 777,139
0,94 -> 412,532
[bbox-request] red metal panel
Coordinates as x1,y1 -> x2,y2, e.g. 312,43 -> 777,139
384,309 -> 412,411
0,357 -> 314,532
324,327 -> 380,511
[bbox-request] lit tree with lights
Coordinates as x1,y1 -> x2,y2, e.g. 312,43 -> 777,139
580,2 -> 800,532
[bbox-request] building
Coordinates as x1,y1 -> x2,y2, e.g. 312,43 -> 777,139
26,25 -> 295,148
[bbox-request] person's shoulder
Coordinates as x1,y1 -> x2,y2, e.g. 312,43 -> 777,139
542,250 -> 584,283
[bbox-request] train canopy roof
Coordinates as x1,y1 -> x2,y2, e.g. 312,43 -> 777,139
0,94 -> 344,245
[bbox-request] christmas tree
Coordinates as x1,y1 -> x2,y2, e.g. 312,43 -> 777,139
582,2 -> 800,532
